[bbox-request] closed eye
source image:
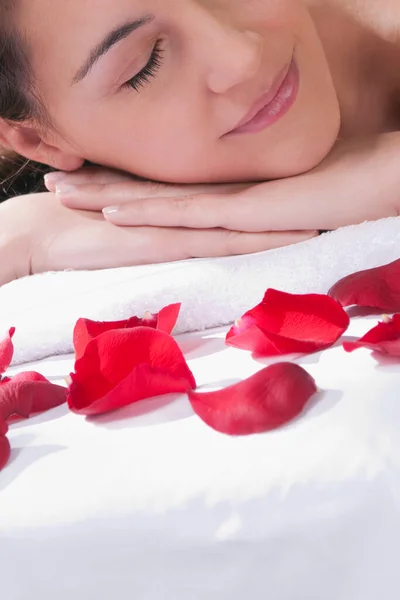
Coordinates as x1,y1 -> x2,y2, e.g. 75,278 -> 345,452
123,39 -> 164,91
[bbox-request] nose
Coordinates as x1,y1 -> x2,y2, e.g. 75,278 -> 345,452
199,19 -> 263,94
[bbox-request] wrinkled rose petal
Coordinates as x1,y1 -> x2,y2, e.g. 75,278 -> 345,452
12,373 -> 67,413
343,314 -> 400,356
226,289 -> 349,356
0,376 -> 66,471
0,419 -> 8,435
0,327 -> 15,375
68,327 -> 196,416
329,258 -> 400,311
189,362 -> 317,435
0,379 -> 34,422
10,371 -> 49,384
73,303 -> 181,360
226,315 -> 278,355
0,379 -> 67,421
0,325 -> 68,470
0,433 -> 11,470
155,304 -> 182,334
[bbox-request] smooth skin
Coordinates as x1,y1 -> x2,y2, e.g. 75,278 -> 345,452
46,133 -> 400,231
1,0 -> 400,284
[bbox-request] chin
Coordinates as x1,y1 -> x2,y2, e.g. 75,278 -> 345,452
279,136 -> 338,176
262,115 -> 341,179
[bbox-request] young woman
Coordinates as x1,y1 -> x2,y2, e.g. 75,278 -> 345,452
1,0 -> 400,286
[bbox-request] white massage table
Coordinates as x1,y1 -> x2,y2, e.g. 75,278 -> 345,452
1,314 -> 400,600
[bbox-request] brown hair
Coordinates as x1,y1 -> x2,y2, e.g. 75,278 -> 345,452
0,8 -> 54,202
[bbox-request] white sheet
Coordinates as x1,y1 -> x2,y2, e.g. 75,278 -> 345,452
2,315 -> 400,600
2,216 -> 400,365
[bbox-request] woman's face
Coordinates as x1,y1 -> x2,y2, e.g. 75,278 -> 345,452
21,0 -> 340,183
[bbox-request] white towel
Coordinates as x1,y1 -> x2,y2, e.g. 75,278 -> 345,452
2,217 -> 400,365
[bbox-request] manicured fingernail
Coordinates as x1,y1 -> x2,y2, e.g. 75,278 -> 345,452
102,206 -> 120,215
55,183 -> 77,195
44,172 -> 67,185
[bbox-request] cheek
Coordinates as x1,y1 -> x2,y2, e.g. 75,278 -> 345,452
245,0 -> 309,30
84,106 -> 207,181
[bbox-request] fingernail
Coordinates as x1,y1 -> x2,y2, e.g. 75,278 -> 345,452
102,206 -> 120,215
55,183 -> 77,195
44,171 -> 67,185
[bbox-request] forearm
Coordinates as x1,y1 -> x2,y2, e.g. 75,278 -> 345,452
93,131 -> 400,234
240,132 -> 400,231
30,131 -> 400,241
0,198 -> 31,286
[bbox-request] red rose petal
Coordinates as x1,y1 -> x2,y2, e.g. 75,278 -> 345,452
343,314 -> 400,356
0,327 -> 15,375
226,316 -> 279,355
4,372 -> 66,413
68,327 -> 196,416
74,317 -> 140,361
0,433 -> 11,470
155,303 -> 181,334
10,371 -> 49,384
0,379 -> 67,421
0,379 -> 34,422
189,362 -> 317,435
73,304 -> 181,360
329,258 -> 400,311
227,289 -> 349,356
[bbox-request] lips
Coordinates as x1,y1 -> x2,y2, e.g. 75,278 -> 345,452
226,58 -> 299,136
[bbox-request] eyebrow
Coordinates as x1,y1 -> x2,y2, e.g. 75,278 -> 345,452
72,15 -> 155,85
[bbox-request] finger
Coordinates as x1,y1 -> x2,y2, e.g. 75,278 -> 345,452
54,180 -> 251,212
44,168 -> 135,192
100,182 -> 370,231
55,180 -> 210,211
101,150 -> 399,232
54,180 -> 190,210
101,191 -> 254,229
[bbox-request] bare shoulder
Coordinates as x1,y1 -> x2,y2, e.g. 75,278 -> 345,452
308,0 -> 400,42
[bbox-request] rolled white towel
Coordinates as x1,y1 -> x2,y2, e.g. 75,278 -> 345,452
1,217 -> 400,364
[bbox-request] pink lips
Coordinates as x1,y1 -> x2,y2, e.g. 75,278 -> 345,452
226,59 -> 299,135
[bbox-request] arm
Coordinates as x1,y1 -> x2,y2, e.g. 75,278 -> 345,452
52,133 -> 400,232
0,191 -> 315,286
0,197 -> 31,286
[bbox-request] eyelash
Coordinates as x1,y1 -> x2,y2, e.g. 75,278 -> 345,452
123,39 -> 164,92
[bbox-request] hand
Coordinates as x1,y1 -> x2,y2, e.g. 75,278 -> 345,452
47,134 -> 400,231
44,165 -> 252,203
0,192 -> 316,286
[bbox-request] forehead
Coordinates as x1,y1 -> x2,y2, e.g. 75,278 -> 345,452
18,0 -> 155,88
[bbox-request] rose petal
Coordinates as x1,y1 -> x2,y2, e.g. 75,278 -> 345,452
0,327 -> 15,375
73,304 -> 181,360
16,376 -> 67,413
226,316 -> 279,355
343,314 -> 400,356
0,379 -> 67,421
0,379 -> 34,421
227,289 -> 349,356
10,371 -> 49,384
68,327 -> 196,416
329,258 -> 400,311
188,362 -> 317,435
154,303 -> 181,334
0,434 -> 11,471
73,317 -> 140,361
